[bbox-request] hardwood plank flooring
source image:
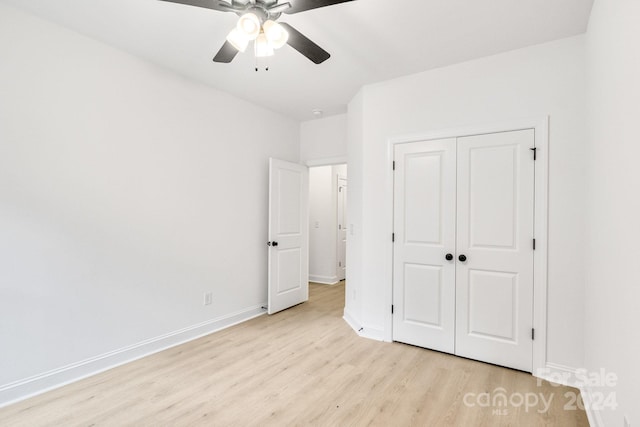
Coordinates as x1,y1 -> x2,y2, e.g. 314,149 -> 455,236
0,282 -> 589,426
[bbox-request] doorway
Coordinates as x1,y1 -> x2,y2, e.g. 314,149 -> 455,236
308,164 -> 347,285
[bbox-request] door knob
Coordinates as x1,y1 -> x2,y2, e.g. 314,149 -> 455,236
458,254 -> 467,262
267,241 -> 279,247
445,253 -> 453,261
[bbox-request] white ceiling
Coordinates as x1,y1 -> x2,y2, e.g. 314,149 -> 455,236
2,0 -> 594,121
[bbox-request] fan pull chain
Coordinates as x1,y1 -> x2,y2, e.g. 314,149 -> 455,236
254,55 -> 270,72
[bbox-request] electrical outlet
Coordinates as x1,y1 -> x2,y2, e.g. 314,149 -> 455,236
624,415 -> 631,427
204,292 -> 213,306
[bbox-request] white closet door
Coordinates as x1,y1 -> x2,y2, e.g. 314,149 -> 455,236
392,139 -> 457,353
455,130 -> 535,371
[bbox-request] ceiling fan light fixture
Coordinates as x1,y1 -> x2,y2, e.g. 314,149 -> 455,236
237,12 -> 261,40
263,20 -> 289,49
254,33 -> 274,57
226,28 -> 249,52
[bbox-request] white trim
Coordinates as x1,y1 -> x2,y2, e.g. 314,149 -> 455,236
535,363 -> 604,427
387,118 -> 548,146
532,118 -> 550,374
305,156 -> 348,167
384,131 -> 396,342
309,274 -> 340,285
335,173 -> 347,282
343,308 -> 362,333
581,386 -> 605,427
359,326 -> 385,341
386,117 -> 550,374
343,310 -> 385,341
536,362 -> 582,387
0,304 -> 266,408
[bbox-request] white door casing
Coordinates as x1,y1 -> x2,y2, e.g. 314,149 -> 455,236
455,130 -> 535,372
337,177 -> 347,281
392,138 -> 457,353
392,129 -> 535,372
268,158 -> 309,315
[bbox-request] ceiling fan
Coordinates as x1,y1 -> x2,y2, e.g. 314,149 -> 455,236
159,0 -> 356,65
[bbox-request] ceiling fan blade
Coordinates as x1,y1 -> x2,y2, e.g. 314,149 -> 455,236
268,2 -> 292,14
158,0 -> 237,13
213,41 -> 239,63
279,23 -> 330,64
283,0 -> 355,14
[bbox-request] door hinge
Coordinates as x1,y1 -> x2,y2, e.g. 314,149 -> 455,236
533,238 -> 536,250
392,161 -> 396,171
530,147 -> 537,160
392,233 -> 395,242
338,261 -> 342,267
532,328 -> 535,340
391,305 -> 394,314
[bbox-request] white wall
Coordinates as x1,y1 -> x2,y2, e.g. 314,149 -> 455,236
585,1 -> 640,426
300,114 -> 347,164
344,91 -> 364,331
0,3 -> 299,404
346,36 -> 587,366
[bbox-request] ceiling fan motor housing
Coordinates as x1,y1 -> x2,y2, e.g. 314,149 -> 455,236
229,0 -> 286,21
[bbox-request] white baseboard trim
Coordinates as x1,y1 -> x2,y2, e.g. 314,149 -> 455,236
342,309 -> 385,342
0,304 -> 267,408
309,275 -> 340,285
535,363 -> 605,427
360,326 -> 385,341
581,386 -> 605,427
536,362 -> 582,387
343,308 -> 362,333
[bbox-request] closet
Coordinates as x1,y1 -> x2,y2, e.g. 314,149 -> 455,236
392,129 -> 535,371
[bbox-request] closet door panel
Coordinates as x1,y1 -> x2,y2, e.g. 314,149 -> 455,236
455,129 -> 535,372
392,139 -> 456,353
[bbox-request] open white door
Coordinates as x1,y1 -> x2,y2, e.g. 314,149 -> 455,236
268,158 -> 309,315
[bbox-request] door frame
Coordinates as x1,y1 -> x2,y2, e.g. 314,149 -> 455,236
336,175 -> 347,281
385,117 -> 549,375
305,157 -> 349,286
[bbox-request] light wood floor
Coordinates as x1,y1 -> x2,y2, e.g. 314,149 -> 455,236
0,282 -> 588,426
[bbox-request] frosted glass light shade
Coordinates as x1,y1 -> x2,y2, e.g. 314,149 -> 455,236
226,28 -> 249,52
254,33 -> 274,57
237,13 -> 261,40
263,20 -> 289,49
